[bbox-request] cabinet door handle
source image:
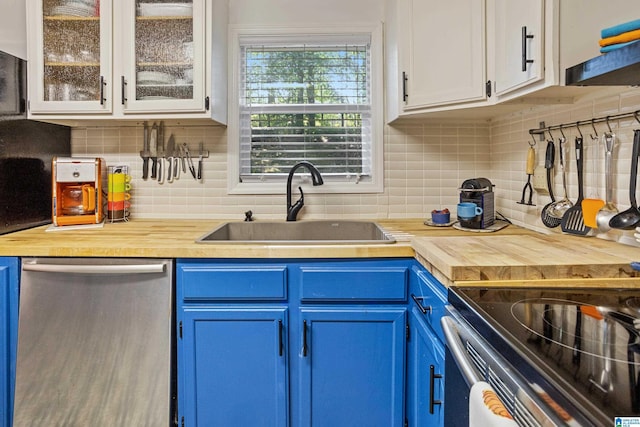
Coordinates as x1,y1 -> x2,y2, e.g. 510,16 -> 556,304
278,319 -> 284,357
99,75 -> 106,105
121,76 -> 127,105
429,364 -> 442,414
521,26 -> 534,72
402,71 -> 408,102
411,294 -> 432,314
302,320 -> 308,357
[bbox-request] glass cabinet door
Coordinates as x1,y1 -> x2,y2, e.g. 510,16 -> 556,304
123,0 -> 206,113
29,0 -> 112,113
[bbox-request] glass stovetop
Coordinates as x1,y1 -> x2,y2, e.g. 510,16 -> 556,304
450,286 -> 640,425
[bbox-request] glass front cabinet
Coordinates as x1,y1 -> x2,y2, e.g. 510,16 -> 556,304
27,0 -> 210,118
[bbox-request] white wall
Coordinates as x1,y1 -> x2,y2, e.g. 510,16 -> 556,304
229,0 -> 384,25
491,87 -> 640,247
66,0 -> 640,249
0,0 -> 26,58
77,0 -> 485,222
71,121 -> 490,221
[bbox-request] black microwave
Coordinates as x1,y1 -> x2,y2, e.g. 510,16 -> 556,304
0,50 -> 71,234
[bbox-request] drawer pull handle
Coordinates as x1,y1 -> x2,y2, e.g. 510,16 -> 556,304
121,76 -> 127,105
99,75 -> 106,105
402,71 -> 408,102
411,294 -> 432,314
429,364 -> 443,414
521,26 -> 534,71
278,319 -> 284,357
302,320 -> 308,357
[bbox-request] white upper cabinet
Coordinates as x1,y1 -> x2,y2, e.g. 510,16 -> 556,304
491,0 -> 551,97
28,0 -> 113,114
385,0 -> 564,121
0,0 -> 28,59
400,0 -> 486,110
26,0 -> 225,122
118,0 -> 206,114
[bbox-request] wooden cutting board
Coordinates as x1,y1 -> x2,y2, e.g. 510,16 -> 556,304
412,234 -> 640,281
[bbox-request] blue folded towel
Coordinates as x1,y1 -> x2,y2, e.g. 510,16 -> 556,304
600,40 -> 638,53
602,19 -> 640,38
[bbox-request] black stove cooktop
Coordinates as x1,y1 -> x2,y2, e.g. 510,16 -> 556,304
450,286 -> 640,426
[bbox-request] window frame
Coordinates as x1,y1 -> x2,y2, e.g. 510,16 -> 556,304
227,24 -> 384,195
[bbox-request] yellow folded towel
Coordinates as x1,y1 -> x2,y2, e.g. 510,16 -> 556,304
600,28 -> 640,47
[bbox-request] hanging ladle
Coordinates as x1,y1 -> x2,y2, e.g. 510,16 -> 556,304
549,134 -> 573,219
609,128 -> 640,230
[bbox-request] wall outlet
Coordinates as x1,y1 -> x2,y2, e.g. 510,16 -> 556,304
532,165 -> 548,194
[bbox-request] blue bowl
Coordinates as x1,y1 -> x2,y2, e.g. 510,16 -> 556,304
431,210 -> 451,224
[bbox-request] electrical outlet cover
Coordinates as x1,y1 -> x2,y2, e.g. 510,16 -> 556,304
532,165 -> 548,194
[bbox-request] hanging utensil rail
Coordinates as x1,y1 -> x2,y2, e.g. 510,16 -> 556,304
528,109 -> 640,139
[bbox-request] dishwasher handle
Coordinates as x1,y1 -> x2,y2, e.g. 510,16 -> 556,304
441,315 -> 483,387
22,262 -> 166,275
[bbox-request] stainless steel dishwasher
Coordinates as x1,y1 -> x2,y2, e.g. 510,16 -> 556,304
13,258 -> 174,427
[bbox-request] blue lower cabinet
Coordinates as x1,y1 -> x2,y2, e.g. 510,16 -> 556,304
180,307 -> 289,427
406,307 -> 445,427
297,308 -> 407,427
407,264 -> 447,427
0,257 -> 19,427
177,258 -> 418,427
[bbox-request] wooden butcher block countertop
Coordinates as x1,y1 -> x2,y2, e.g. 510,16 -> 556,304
412,233 -> 640,284
1,219 -> 638,287
0,219 -> 532,259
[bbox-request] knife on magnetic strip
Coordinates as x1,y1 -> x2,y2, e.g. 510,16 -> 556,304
140,121 -> 151,179
150,123 -> 158,179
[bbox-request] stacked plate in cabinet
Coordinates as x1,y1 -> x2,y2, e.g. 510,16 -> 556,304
137,2 -> 193,17
137,71 -> 175,85
51,0 -> 97,17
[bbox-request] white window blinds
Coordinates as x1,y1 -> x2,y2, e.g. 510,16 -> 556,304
239,37 -> 372,182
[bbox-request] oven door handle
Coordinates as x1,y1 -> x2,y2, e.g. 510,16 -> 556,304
441,315 -> 483,387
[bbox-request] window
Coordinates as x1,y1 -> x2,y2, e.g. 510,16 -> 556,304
228,27 -> 383,194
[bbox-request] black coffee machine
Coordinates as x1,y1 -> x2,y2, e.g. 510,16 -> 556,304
459,178 -> 495,229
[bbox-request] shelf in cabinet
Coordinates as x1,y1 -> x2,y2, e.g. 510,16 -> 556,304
45,62 -> 100,67
136,16 -> 193,21
44,16 -> 100,21
137,62 -> 192,67
137,83 -> 193,88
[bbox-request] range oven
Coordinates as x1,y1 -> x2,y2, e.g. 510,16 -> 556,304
442,286 -> 640,426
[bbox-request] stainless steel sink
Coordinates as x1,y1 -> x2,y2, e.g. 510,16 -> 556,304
196,220 -> 396,244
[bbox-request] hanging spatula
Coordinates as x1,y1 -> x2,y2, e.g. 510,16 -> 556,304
541,140 -> 561,228
561,137 -> 592,235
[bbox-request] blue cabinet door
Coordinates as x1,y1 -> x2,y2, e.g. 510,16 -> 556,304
180,308 -> 289,427
0,257 -> 18,427
297,308 -> 406,427
410,265 -> 448,342
407,306 -> 445,427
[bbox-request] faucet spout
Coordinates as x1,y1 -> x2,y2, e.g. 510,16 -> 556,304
286,161 -> 324,221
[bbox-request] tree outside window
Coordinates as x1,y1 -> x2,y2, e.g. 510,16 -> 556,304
240,40 -> 372,182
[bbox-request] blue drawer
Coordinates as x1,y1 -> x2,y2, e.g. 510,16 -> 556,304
410,266 -> 447,342
180,265 -> 288,301
299,266 -> 408,301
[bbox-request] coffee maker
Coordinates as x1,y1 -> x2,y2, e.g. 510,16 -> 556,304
459,177 -> 495,229
52,157 -> 105,226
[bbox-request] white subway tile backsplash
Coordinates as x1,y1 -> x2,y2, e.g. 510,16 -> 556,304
70,87 -> 640,244
492,88 -> 640,245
